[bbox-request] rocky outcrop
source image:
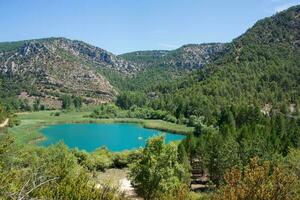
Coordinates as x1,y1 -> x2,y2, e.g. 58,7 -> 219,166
0,38 -> 226,103
0,38 -> 139,102
120,43 -> 228,70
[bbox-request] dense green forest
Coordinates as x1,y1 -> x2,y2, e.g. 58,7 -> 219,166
0,5 -> 300,200
93,5 -> 300,199
116,5 -> 300,125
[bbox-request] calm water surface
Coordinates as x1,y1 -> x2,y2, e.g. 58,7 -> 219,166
40,123 -> 185,152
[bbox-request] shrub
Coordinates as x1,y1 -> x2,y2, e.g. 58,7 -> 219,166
89,104 -> 120,118
163,114 -> 177,123
214,157 -> 300,200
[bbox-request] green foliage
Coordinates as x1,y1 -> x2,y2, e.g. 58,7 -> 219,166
89,104 -> 121,118
127,107 -> 167,120
0,5 -> 300,199
116,92 -> 147,109
285,148 -> 300,179
177,142 -> 191,184
0,136 -> 125,200
183,105 -> 300,186
33,98 -> 41,111
0,75 -> 39,112
163,114 -> 177,123
198,131 -> 241,186
49,112 -> 61,117
60,95 -> 72,109
84,147 -> 114,171
120,50 -> 168,66
73,96 -> 83,109
71,147 -> 141,172
129,136 -> 190,200
60,95 -> 83,110
0,102 -> 7,123
8,114 -> 21,127
0,41 -> 25,52
118,6 -> 300,126
89,103 -> 179,123
118,8 -> 300,192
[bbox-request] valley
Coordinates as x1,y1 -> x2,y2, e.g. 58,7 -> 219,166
0,4 -> 300,200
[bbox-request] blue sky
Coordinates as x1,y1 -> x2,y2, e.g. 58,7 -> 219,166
0,0 -> 299,54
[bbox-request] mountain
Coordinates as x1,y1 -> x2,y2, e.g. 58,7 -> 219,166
115,43 -> 227,92
0,5 -> 299,110
139,5 -> 300,123
0,37 -> 138,107
120,43 -> 227,70
0,37 -> 227,107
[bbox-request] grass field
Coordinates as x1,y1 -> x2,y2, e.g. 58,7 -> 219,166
8,110 -> 194,145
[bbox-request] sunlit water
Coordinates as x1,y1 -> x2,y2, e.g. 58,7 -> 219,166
40,123 -> 185,152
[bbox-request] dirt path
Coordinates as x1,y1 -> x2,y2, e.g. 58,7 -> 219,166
96,168 -> 142,199
0,118 -> 9,128
119,178 -> 142,200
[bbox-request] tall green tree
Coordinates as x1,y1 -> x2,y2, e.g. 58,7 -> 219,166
33,98 -> 41,111
73,96 -> 83,109
61,95 -> 72,110
129,136 -> 189,200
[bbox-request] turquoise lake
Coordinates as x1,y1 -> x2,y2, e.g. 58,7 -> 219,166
40,123 -> 185,152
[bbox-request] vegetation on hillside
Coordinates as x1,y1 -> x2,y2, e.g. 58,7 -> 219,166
115,5 -> 300,125
115,5 -> 300,199
1,4 -> 300,200
120,43 -> 227,70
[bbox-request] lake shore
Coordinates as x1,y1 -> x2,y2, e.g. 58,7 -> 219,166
9,110 -> 194,145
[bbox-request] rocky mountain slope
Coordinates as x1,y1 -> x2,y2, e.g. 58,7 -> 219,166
115,43 -> 227,91
120,43 -> 227,70
0,38 -> 227,107
1,5 -> 298,110
0,38 -> 138,106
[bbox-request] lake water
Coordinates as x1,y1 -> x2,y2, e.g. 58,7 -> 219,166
40,123 -> 185,152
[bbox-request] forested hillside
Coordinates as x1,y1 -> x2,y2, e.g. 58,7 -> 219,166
120,43 -> 227,70
0,4 -> 300,200
110,6 -> 300,199
113,43 -> 227,91
120,5 -> 300,124
0,37 -> 226,110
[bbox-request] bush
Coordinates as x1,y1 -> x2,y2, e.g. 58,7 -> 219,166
0,141 -> 124,200
50,112 -> 61,116
8,115 -> 20,127
112,150 -> 143,168
82,147 -> 114,171
89,104 -> 120,118
113,151 -> 131,168
163,114 -> 177,123
214,157 -> 300,200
